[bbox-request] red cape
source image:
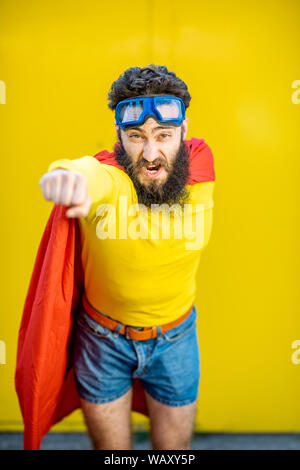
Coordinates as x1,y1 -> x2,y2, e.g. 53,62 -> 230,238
15,138 -> 215,450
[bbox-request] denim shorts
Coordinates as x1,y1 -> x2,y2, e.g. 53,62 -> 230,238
73,304 -> 200,407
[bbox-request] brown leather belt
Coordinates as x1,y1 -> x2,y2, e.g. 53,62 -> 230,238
81,293 -> 194,341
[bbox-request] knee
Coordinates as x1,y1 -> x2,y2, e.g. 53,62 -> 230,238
152,436 -> 192,450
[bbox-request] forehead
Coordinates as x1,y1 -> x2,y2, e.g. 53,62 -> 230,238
123,117 -> 177,133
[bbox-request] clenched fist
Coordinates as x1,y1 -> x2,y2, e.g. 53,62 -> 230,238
39,169 -> 92,218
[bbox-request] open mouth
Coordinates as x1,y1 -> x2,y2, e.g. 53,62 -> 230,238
142,163 -> 164,178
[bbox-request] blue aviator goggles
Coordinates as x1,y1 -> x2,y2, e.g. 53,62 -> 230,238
115,95 -> 186,129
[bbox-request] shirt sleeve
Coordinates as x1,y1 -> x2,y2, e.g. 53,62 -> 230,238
47,156 -> 114,204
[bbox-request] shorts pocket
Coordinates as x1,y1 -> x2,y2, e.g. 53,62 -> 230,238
163,319 -> 196,343
76,310 -> 113,338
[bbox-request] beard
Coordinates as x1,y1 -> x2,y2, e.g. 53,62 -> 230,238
115,135 -> 190,207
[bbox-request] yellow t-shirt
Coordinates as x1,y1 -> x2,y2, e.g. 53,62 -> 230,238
48,155 -> 215,326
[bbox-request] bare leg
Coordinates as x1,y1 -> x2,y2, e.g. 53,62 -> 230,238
80,387 -> 133,450
144,390 -> 197,450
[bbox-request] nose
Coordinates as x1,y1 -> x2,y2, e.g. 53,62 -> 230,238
142,141 -> 158,163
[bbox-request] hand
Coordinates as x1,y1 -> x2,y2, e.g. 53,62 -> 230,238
39,169 -> 92,218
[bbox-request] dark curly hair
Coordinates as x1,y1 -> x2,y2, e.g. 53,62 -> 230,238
107,64 -> 191,110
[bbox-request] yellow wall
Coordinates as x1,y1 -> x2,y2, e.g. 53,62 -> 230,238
0,0 -> 300,433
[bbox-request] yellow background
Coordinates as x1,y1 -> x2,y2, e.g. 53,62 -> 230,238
0,0 -> 300,433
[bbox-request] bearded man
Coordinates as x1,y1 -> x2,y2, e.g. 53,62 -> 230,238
33,65 -> 216,450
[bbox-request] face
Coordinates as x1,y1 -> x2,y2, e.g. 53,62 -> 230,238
114,117 -> 190,206
116,117 -> 188,185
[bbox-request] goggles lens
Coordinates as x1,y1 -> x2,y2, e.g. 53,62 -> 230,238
118,100 -> 144,124
155,97 -> 181,119
115,95 -> 185,128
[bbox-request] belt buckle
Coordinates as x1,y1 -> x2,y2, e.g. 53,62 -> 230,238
125,325 -> 157,340
125,326 -> 140,340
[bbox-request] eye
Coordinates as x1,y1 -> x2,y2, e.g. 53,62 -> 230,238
129,134 -> 142,139
160,133 -> 171,138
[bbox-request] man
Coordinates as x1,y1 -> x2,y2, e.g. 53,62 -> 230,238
37,64 -> 215,450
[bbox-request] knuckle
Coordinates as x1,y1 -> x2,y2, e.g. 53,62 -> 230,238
63,178 -> 73,193
78,173 -> 87,187
65,174 -> 76,191
39,174 -> 49,186
61,171 -> 69,184
67,170 -> 76,181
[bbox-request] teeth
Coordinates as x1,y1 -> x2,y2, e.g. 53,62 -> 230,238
143,164 -> 161,175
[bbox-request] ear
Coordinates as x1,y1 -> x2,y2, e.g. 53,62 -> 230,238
115,122 -> 120,140
182,117 -> 189,140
